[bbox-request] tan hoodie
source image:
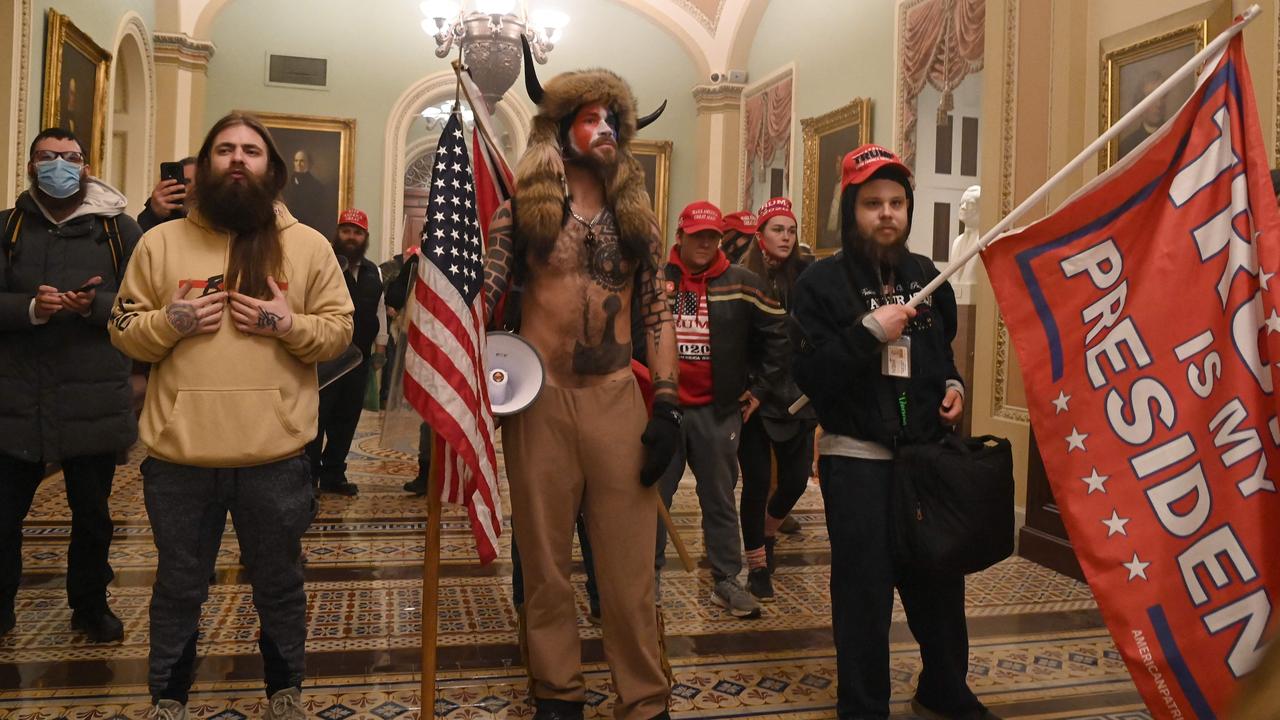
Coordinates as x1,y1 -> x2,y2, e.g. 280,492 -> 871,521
109,204 -> 353,467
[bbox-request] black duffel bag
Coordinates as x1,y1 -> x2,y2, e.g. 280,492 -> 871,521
891,433 -> 1015,575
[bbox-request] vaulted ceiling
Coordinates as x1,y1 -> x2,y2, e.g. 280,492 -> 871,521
161,0 -> 768,76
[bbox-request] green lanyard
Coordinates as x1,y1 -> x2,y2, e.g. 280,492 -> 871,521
897,391 -> 908,428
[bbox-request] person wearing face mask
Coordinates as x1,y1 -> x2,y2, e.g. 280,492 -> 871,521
0,128 -> 142,643
305,208 -> 387,496
735,197 -> 818,603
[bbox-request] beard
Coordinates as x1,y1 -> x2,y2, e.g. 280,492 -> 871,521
193,165 -> 278,235
851,224 -> 909,271
334,236 -> 368,262
30,172 -> 89,216
563,136 -> 620,176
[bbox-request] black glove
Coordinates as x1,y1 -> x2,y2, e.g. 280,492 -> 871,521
640,401 -> 682,487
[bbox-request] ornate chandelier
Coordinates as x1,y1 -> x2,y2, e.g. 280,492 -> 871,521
420,0 -> 569,110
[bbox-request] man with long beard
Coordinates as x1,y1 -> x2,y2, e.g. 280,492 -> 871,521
306,208 -> 387,495
0,127 -> 141,643
480,44 -> 679,720
790,144 -> 993,720
109,113 -> 353,720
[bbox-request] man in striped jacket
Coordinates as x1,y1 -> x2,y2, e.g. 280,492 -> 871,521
654,200 -> 789,619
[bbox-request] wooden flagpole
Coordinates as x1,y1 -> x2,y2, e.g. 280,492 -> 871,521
420,426 -> 442,714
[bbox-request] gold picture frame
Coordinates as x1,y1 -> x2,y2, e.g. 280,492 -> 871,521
40,10 -> 112,170
632,138 -> 673,245
1098,2 -> 1230,170
801,98 -> 873,256
243,111 -> 356,239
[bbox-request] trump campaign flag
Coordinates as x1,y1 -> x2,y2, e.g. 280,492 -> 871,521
982,34 -> 1280,717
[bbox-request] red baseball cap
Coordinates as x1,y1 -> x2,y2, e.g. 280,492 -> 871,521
841,144 -> 913,192
722,211 -> 758,235
337,208 -> 369,232
756,197 -> 796,228
678,200 -> 724,234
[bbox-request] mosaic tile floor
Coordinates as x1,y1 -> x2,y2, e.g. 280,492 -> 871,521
0,414 -> 1148,719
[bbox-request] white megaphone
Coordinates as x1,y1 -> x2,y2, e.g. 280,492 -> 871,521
484,331 -> 545,416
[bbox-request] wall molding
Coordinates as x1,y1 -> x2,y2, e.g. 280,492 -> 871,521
11,0 -> 32,196
152,32 -> 215,74
991,0 -> 1028,424
691,82 -> 744,113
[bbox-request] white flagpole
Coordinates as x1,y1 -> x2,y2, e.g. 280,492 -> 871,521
906,4 -> 1261,309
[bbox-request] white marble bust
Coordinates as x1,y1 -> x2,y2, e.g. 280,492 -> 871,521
949,185 -> 981,303
950,185 -> 981,283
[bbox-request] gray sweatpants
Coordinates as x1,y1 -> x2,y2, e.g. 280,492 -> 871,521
655,404 -> 744,581
142,454 -> 315,703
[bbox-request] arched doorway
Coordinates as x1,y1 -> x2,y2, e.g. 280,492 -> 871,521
107,14 -> 154,215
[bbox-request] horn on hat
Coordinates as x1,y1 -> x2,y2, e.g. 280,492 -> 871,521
520,35 -> 545,105
636,100 -> 668,130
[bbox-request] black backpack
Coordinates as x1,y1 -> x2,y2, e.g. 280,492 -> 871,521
2,208 -> 126,280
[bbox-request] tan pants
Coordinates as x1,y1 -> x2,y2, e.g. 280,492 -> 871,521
504,376 -> 669,720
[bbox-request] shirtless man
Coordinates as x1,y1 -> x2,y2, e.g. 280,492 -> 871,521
481,47 -> 678,720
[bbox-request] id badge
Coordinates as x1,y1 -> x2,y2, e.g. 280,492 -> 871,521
881,336 -> 911,378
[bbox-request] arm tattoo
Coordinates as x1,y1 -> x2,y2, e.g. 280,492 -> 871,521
256,307 -> 282,332
166,302 -> 197,335
483,205 -> 515,320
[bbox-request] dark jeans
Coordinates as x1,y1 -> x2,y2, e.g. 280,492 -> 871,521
511,515 -> 599,609
0,453 -> 116,613
820,455 -> 979,719
739,415 -> 815,551
142,454 -> 315,704
306,361 -> 370,483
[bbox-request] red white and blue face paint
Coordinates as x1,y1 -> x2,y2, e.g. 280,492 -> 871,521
567,103 -> 619,165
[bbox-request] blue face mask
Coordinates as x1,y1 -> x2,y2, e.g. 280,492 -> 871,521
35,158 -> 83,199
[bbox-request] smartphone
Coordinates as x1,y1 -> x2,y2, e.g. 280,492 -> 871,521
159,161 -> 186,185
73,278 -> 103,294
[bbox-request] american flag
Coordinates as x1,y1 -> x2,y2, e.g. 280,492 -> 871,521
403,108 -> 501,564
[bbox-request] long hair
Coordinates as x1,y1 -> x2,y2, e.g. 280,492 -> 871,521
195,112 -> 289,298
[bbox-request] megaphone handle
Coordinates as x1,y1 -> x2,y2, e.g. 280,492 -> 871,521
657,496 -> 695,573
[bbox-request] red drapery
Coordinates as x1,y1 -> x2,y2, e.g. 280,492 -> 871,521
899,0 -> 985,170
741,76 -> 793,209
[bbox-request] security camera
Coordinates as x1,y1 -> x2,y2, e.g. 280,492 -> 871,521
710,71 -> 724,83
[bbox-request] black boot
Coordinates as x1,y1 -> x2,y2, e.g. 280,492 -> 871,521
747,567 -> 775,603
71,604 -> 124,643
402,478 -> 427,495
533,698 -> 585,720
0,605 -> 14,637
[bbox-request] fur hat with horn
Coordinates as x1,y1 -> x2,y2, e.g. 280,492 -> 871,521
514,37 -> 667,267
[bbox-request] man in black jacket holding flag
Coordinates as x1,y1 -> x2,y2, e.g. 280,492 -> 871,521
790,144 -> 995,720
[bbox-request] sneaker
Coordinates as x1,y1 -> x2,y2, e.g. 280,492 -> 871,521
318,479 -> 358,496
533,698 -> 585,720
911,696 -> 1001,720
711,578 -> 761,619
0,607 -> 14,637
778,514 -> 801,534
71,605 -> 124,643
153,699 -> 188,720
402,478 -> 427,495
747,567 -> 774,603
264,687 -> 305,720
764,536 -> 777,573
